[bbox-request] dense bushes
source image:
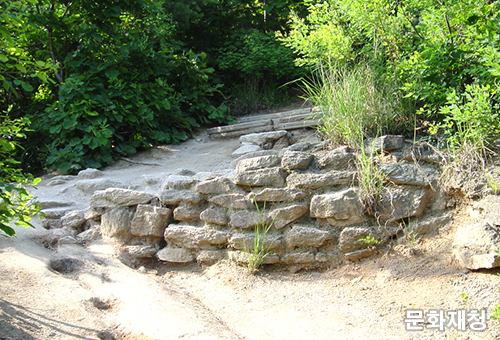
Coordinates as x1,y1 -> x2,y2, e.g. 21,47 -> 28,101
282,0 -> 500,149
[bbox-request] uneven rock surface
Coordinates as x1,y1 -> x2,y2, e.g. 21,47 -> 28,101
3,127 -> 500,340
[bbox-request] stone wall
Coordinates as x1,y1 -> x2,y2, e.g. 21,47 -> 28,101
41,131 -> 449,271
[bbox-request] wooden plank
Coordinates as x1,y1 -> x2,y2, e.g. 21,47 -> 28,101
208,125 -> 274,139
273,120 -> 319,130
206,119 -> 272,134
237,108 -> 312,123
272,113 -> 319,125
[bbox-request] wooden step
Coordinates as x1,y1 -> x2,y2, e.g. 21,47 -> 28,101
208,108 -> 322,139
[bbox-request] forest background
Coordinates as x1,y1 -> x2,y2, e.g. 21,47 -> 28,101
1,0 -> 500,235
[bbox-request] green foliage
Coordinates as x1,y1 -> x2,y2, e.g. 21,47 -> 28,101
279,2 -> 354,67
0,111 -> 41,237
283,0 -> 500,146
219,28 -> 304,115
431,84 -> 499,169
13,1 -> 230,172
358,235 -> 381,249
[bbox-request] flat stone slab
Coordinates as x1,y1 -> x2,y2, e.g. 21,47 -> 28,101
379,163 -> 440,186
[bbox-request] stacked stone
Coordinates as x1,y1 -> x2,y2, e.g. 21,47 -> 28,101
41,132 -> 445,270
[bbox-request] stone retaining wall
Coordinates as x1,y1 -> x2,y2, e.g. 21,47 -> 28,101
41,131 -> 449,271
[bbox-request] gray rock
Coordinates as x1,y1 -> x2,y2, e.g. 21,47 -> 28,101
209,194 -> 254,210
281,151 -> 314,170
200,208 -> 229,226
124,245 -> 159,258
453,222 -> 500,270
407,143 -> 443,164
58,236 -> 78,245
41,219 -> 62,229
379,163 -> 440,186
234,167 -> 287,187
61,210 -> 86,230
235,155 -> 281,172
285,225 -> 332,248
228,233 -> 282,251
239,130 -> 288,146
281,252 -> 315,264
46,175 -> 77,186
406,215 -> 452,236
378,186 -> 430,222
77,168 -> 104,179
249,188 -> 307,203
286,171 -> 355,189
194,177 -> 242,195
41,207 -> 73,219
317,146 -> 355,169
161,175 -> 199,190
158,189 -> 203,205
39,200 -> 74,209
338,227 -> 375,253
172,168 -> 196,176
157,247 -> 194,263
345,248 -> 377,261
229,150 -> 279,169
130,205 -> 172,238
229,210 -> 264,229
173,203 -> 202,222
76,228 -> 101,243
90,188 -> 154,208
100,207 -> 134,241
365,135 -> 404,151
75,179 -> 125,194
232,143 -> 262,155
228,251 -> 279,265
310,188 -> 364,222
268,205 -> 309,229
164,224 -> 228,249
197,250 -> 227,264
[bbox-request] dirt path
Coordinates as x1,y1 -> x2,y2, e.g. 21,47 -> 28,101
1,128 -> 500,340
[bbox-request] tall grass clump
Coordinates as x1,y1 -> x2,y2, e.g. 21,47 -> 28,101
356,143 -> 386,216
301,63 -> 405,147
244,197 -> 276,273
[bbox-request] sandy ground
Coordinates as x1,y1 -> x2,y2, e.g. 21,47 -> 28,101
1,128 -> 500,340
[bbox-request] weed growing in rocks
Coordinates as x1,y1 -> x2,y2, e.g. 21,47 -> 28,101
244,197 -> 276,273
355,145 -> 386,216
